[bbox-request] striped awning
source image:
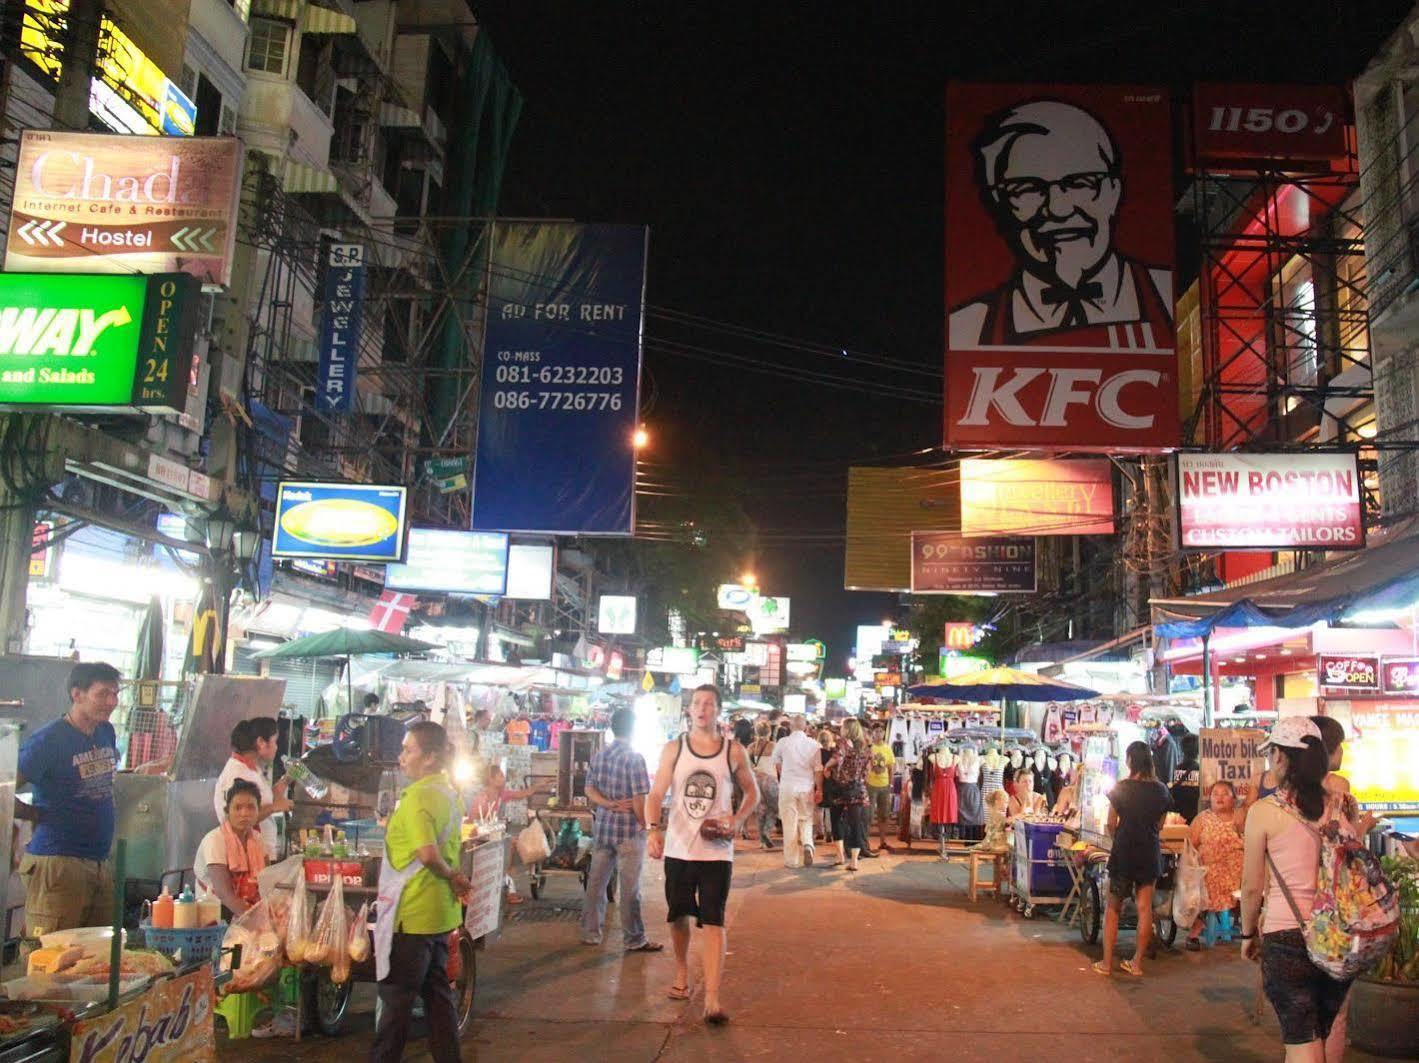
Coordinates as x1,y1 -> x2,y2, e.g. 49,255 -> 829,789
301,2 -> 356,34
250,0 -> 299,19
282,159 -> 337,194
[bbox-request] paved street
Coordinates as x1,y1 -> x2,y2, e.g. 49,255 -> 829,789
219,842 -> 1387,1062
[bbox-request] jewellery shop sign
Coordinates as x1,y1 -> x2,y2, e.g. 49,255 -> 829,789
69,967 -> 215,1063
0,271 -> 199,413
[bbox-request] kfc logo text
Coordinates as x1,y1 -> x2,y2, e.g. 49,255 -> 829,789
960,366 -> 1164,429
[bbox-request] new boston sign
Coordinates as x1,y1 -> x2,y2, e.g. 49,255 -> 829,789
0,271 -> 198,412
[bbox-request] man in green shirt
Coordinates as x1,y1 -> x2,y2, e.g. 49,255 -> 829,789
373,721 -> 470,1063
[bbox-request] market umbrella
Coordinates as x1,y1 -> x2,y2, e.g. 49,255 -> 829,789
905,666 -> 1101,702
134,596 -> 165,681
253,628 -> 438,715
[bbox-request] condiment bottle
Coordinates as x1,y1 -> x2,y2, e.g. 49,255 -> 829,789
151,886 -> 174,929
196,894 -> 221,927
172,886 -> 198,929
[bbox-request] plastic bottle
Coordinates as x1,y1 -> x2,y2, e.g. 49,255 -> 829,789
172,886 -> 198,929
196,894 -> 221,927
151,887 -> 174,929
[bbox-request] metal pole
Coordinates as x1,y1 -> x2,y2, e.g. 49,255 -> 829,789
108,839 -> 125,1009
1201,633 -> 1213,728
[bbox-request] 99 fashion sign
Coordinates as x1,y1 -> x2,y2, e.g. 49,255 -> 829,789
911,532 -> 1036,594
471,222 -> 648,535
945,84 -> 1178,450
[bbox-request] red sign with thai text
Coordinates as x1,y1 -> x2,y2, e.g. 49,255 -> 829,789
1317,654 -> 1380,691
945,83 -> 1178,451
1192,83 -> 1350,166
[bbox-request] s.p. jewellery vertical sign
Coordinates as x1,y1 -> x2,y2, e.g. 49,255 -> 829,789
69,968 -> 215,1063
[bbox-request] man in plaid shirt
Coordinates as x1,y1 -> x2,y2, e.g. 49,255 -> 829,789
580,709 -> 662,951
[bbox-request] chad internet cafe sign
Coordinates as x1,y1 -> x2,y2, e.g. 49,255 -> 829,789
6,130 -> 242,288
0,272 -> 199,412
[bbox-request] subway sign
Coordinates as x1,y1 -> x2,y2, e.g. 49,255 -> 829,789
0,272 -> 198,412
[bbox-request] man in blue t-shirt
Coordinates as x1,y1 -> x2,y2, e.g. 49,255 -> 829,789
17,661 -> 121,936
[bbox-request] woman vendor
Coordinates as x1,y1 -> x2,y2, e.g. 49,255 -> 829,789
1183,780 -> 1244,950
194,779 -> 266,916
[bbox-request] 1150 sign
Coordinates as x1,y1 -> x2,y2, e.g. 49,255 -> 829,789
0,272 -> 198,412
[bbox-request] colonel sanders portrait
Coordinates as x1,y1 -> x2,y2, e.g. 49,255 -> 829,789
948,99 -> 1172,350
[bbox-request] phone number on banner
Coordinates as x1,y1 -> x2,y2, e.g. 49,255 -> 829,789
494,365 -> 626,386
492,390 -> 624,411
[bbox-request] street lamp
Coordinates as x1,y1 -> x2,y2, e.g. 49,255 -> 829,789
204,510 -> 237,554
633,426 -> 650,449
741,571 -> 757,588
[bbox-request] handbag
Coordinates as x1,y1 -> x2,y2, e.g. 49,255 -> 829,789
516,820 -> 551,864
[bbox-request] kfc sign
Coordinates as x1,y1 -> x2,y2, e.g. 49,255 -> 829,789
1192,84 -> 1350,166
945,85 -> 1178,451
1177,452 -> 1364,550
1317,654 -> 1380,691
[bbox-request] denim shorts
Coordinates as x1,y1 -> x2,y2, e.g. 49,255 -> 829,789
1260,929 -> 1353,1045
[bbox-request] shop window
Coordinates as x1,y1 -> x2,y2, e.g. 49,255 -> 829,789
193,73 -> 222,136
246,18 -> 290,76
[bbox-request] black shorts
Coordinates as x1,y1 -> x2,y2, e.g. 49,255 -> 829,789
1261,929 -> 1354,1045
664,856 -> 733,927
1108,873 -> 1157,899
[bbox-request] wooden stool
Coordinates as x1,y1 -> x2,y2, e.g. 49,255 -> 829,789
968,848 -> 1007,902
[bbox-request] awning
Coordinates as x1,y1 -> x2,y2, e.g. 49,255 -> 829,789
302,2 -> 356,35
282,159 -> 338,194
1151,514 -> 1419,636
250,0 -> 299,19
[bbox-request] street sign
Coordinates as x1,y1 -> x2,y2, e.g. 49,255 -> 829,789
0,271 -> 199,411
6,130 -> 242,286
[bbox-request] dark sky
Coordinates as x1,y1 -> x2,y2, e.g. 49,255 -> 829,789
475,1 -> 1410,669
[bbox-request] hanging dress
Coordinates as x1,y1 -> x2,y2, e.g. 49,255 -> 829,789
930,762 -> 958,825
1042,704 -> 1065,744
955,761 -> 984,829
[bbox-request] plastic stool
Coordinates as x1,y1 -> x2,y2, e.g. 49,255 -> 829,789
216,991 -> 262,1040
1202,910 -> 1236,946
276,966 -> 301,1007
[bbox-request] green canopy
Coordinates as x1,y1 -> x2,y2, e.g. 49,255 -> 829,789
252,628 -> 437,660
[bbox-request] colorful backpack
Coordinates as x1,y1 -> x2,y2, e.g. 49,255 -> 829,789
1266,794 -> 1400,980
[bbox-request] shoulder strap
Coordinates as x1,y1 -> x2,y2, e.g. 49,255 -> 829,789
1265,848 -> 1308,928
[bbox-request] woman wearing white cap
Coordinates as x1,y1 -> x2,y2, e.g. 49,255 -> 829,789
1240,717 -> 1357,1063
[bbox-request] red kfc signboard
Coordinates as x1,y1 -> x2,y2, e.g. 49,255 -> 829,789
945,84 -> 1178,451
1192,83 -> 1350,167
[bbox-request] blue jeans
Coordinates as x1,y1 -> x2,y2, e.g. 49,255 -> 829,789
580,834 -> 648,947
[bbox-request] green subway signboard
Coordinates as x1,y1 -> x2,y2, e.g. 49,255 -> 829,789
0,272 -> 198,412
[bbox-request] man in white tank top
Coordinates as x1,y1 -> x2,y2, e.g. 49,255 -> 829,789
646,684 -> 758,1025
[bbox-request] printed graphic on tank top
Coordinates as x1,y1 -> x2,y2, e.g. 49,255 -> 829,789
664,736 -> 735,863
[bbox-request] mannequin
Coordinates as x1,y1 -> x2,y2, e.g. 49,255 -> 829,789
929,744 -> 958,849
980,745 -> 1006,797
955,747 -> 984,842
1032,750 -> 1055,809
1004,748 -> 1025,796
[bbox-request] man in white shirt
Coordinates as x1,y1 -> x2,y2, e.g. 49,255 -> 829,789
213,718 -> 292,860
771,716 -> 823,868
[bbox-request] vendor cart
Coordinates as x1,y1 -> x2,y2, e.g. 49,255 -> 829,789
1010,818 -> 1073,918
523,810 -> 614,902
289,834 -> 508,1039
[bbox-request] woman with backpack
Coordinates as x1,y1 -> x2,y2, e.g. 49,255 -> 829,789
1241,717 -> 1361,1063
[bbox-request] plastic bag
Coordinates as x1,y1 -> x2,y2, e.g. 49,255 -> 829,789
285,875 -> 314,964
516,821 -> 551,864
308,876 -> 349,973
222,897 -> 285,993
347,901 -> 371,965
1172,840 -> 1207,931
257,855 -> 305,901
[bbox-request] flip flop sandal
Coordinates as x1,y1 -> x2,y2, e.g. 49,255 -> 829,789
1091,961 -> 1112,977
1120,960 -> 1144,977
704,1010 -> 730,1025
1185,938 -> 1202,952
666,984 -> 692,1001
628,942 -> 664,953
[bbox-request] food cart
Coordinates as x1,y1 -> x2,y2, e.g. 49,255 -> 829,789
1064,724 -> 1182,949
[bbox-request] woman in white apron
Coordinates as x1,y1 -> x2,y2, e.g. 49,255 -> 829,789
372,721 -> 471,1063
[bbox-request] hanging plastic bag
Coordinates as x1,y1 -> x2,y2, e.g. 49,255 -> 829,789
285,874 -> 314,963
347,900 -> 371,965
516,820 -> 551,865
222,898 -> 284,993
308,876 -> 349,970
1172,840 -> 1207,932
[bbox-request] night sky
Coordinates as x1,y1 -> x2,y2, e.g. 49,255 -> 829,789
476,1 -> 1411,668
